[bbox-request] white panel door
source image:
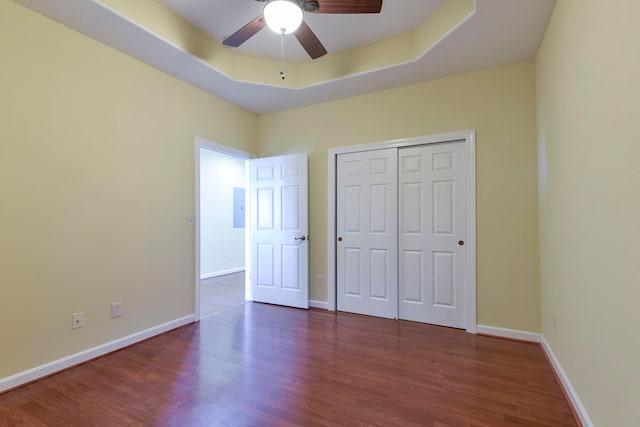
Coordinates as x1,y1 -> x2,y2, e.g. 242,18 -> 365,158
336,149 -> 397,319
250,153 -> 309,309
398,141 -> 466,328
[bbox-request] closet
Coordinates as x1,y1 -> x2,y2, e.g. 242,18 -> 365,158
335,140 -> 468,329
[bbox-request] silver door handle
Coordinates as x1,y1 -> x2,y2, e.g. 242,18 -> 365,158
294,235 -> 307,241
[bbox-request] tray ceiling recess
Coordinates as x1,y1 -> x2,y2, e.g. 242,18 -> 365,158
15,0 -> 557,114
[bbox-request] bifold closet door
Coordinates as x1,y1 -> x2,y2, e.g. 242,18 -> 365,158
336,149 -> 398,319
398,142 -> 466,328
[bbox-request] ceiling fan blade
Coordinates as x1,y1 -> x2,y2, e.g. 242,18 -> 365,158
310,0 -> 382,14
294,21 -> 328,59
222,15 -> 266,47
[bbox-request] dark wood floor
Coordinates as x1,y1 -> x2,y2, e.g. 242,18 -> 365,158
0,303 -> 577,427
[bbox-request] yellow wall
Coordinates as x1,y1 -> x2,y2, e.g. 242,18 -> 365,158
0,1 -> 257,378
259,61 -> 541,331
536,0 -> 640,425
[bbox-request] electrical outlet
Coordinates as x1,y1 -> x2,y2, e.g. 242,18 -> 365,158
72,312 -> 84,329
316,275 -> 325,287
551,315 -> 557,332
111,302 -> 123,319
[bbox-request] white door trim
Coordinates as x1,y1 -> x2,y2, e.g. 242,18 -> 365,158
194,137 -> 255,321
327,130 -> 477,333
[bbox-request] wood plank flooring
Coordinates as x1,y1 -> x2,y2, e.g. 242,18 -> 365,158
0,303 -> 577,426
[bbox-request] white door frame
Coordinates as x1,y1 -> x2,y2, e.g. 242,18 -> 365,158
327,130 -> 477,333
194,137 -> 255,321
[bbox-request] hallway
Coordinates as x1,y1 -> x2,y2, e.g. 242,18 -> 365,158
200,271 -> 246,318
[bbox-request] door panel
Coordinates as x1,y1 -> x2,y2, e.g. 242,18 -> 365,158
399,142 -> 466,328
250,154 -> 308,309
433,180 -> 454,234
433,251 -> 455,306
402,250 -> 423,303
337,149 -> 397,319
344,248 -> 362,296
370,249 -> 389,299
257,188 -> 274,229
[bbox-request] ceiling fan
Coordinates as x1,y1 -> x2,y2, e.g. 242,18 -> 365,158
222,0 -> 383,60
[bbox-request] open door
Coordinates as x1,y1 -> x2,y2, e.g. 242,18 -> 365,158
249,153 -> 309,309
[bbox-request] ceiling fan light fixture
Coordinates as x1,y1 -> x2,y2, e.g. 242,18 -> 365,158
264,0 -> 303,34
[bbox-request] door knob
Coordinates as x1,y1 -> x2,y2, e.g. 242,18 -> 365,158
295,235 -> 306,241
338,237 -> 342,242
458,240 -> 464,246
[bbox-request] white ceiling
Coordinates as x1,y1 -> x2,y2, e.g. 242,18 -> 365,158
15,0 -> 557,115
158,0 -> 447,63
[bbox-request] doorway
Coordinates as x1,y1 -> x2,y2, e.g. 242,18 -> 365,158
195,137 -> 254,320
327,131 -> 477,333
195,139 -> 310,319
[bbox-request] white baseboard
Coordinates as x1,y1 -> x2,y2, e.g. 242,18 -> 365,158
0,315 -> 194,394
200,267 -> 245,280
309,300 -> 328,310
476,324 -> 541,342
540,336 -> 592,427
